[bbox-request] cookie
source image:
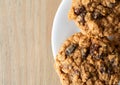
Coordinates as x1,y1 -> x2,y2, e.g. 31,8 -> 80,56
54,33 -> 120,85
68,0 -> 120,37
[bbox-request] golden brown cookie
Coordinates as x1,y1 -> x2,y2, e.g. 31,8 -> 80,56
54,33 -> 120,85
68,0 -> 120,37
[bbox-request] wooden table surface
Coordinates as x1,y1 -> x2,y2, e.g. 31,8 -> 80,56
0,0 -> 61,85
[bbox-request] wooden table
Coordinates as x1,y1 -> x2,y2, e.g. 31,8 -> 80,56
0,0 -> 61,85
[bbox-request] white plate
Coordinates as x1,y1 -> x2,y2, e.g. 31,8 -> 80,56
52,1 -> 120,84
51,0 -> 80,58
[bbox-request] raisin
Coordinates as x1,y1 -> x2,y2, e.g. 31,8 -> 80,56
80,12 -> 86,25
100,64 -> 107,74
74,6 -> 86,25
65,44 -> 78,56
79,17 -> 86,25
107,63 -> 113,75
74,8 -> 81,15
96,53 -> 107,60
92,11 -> 103,20
80,6 -> 86,12
81,48 -> 89,60
90,44 -> 100,57
75,6 -> 86,14
80,11 -> 86,17
107,67 -> 112,75
100,67 -> 106,73
74,6 -> 86,15
91,44 -> 100,51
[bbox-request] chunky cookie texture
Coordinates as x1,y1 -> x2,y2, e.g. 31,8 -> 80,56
68,0 -> 120,37
54,33 -> 120,85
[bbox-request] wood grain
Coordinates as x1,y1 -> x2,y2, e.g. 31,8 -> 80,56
0,0 -> 61,85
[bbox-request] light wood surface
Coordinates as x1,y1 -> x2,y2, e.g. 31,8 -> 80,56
0,0 -> 61,85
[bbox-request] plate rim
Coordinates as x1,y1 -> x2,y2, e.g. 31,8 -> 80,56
51,0 -> 64,59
